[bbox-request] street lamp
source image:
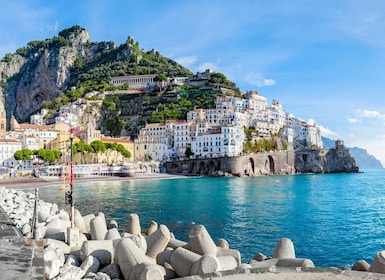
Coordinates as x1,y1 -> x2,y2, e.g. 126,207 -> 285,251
65,129 -> 74,228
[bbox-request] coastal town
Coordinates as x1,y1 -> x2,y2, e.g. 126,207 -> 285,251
0,69 -> 323,177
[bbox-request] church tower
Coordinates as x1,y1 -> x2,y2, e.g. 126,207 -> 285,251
0,105 -> 6,137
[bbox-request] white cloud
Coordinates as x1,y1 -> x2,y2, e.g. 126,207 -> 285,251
318,125 -> 338,138
358,109 -> 385,119
347,117 -> 361,124
175,56 -> 197,69
245,73 -> 276,87
307,118 -> 316,126
197,62 -> 218,72
357,109 -> 385,125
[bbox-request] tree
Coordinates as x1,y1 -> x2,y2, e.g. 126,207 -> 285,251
14,148 -> 32,161
36,149 -> 61,164
91,140 -> 106,163
14,149 -> 33,168
154,73 -> 167,82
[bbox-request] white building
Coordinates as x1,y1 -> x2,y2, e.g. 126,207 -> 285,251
21,135 -> 40,150
191,127 -> 222,158
134,123 -> 169,161
221,125 -> 245,157
110,74 -> 158,89
286,115 -> 322,149
167,120 -> 191,157
190,125 -> 244,158
30,109 -> 49,125
0,138 -> 27,168
268,100 -> 287,134
55,112 -> 78,127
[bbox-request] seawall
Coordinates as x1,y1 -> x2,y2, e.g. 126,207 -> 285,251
165,148 -> 359,176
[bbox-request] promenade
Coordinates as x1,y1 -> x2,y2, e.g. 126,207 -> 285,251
0,205 -> 44,279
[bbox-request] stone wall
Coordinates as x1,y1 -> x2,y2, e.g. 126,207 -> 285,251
165,150 -> 296,176
165,147 -> 359,176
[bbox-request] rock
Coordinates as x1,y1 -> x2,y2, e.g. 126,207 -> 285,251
80,255 -> 100,275
44,243 -> 65,279
56,266 -> 84,280
352,259 -> 370,271
99,263 -> 122,279
64,254 -> 80,267
94,272 -> 111,279
253,252 -> 267,262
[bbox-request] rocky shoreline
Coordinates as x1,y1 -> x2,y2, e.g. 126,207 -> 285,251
1,184 -> 385,279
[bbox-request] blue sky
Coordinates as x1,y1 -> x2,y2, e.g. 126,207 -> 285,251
1,0 -> 385,166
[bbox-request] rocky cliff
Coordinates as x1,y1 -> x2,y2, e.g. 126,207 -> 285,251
295,147 -> 359,174
0,25 -> 192,127
0,26 -> 95,124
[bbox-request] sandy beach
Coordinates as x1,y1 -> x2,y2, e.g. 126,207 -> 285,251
0,173 -> 184,190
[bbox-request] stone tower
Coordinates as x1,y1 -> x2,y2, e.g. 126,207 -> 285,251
0,102 -> 6,137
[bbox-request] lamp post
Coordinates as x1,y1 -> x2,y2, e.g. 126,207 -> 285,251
70,131 -> 74,228
65,129 -> 75,228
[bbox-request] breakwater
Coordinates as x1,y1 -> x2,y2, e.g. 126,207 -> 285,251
2,177 -> 385,279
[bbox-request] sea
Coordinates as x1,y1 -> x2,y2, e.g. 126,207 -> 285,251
34,168 -> 385,269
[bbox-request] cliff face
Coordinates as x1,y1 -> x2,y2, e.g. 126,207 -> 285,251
295,148 -> 359,174
0,27 -> 113,124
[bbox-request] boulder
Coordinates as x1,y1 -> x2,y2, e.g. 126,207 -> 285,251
44,243 -> 65,279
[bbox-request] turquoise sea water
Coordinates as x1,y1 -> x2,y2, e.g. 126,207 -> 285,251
35,169 -> 385,268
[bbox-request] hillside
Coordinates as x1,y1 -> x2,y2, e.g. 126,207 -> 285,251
321,137 -> 383,169
0,25 -> 194,126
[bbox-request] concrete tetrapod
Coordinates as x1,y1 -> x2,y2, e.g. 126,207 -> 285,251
272,237 -> 296,259
80,240 -> 114,268
104,228 -> 121,240
190,254 -> 221,276
90,215 -> 108,240
146,220 -> 158,236
370,251 -> 385,273
146,224 -> 171,261
170,246 -> 201,277
188,224 -> 218,256
114,237 -> 157,280
74,209 -> 87,233
125,213 -> 141,235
